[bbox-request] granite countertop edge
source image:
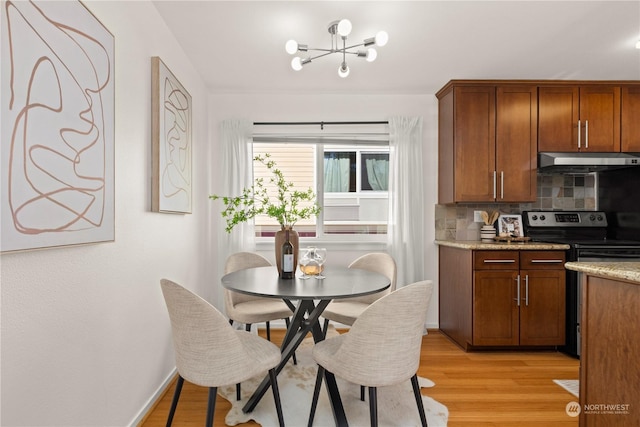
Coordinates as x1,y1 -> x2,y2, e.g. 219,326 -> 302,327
435,240 -> 570,250
565,261 -> 640,284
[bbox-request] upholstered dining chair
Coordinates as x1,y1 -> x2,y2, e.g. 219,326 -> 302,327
321,252 -> 397,332
160,279 -> 285,427
224,252 -> 294,342
309,280 -> 434,427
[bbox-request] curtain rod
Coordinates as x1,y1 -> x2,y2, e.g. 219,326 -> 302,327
253,121 -> 388,130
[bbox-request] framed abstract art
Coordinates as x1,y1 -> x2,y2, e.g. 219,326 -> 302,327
1,0 -> 115,253
151,57 -> 192,214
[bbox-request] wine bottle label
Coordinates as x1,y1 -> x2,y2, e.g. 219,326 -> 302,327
283,254 -> 294,272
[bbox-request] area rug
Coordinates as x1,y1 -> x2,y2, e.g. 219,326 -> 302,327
553,379 -> 579,398
219,330 -> 449,426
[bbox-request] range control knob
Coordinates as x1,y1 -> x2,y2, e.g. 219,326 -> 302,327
597,214 -> 604,221
540,215 -> 546,221
589,214 -> 596,221
531,215 -> 538,221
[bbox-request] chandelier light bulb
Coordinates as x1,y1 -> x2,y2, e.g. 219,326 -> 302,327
291,57 -> 303,71
338,63 -> 350,78
375,30 -> 389,47
285,39 -> 299,55
337,19 -> 352,37
366,48 -> 378,62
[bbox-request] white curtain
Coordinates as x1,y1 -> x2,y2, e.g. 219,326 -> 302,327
324,155 -> 350,192
217,119 -> 256,265
387,116 -> 425,287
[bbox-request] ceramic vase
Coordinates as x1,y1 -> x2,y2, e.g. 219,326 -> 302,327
274,226 -> 299,277
480,225 -> 496,242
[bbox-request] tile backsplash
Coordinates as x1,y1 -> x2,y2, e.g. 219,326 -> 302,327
435,173 -> 596,240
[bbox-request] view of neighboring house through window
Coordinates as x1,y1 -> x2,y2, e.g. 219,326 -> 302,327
253,141 -> 389,240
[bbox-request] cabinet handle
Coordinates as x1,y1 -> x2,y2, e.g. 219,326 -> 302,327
483,259 -> 516,263
493,171 -> 497,199
514,275 -> 521,306
525,275 -> 529,306
577,119 -> 581,148
530,259 -> 564,263
500,171 -> 504,199
585,120 -> 589,148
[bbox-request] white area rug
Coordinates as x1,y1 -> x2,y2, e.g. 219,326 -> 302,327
219,331 -> 449,426
553,379 -> 579,398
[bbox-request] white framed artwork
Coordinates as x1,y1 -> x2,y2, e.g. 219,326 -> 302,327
1,0 -> 115,253
151,57 -> 192,214
498,214 -> 524,237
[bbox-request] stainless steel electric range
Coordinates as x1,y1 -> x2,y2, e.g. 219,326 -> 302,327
523,210 -> 640,358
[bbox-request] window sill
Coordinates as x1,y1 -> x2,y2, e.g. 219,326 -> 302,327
256,238 -> 387,252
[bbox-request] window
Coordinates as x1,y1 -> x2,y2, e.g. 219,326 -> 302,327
252,141 -> 389,240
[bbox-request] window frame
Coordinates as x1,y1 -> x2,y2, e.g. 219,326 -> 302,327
252,130 -> 389,249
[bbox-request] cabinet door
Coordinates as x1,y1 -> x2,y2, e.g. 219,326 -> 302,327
496,86 -> 537,202
519,269 -> 566,346
538,86 -> 579,152
454,86 -> 496,202
473,270 -> 519,346
579,86 -> 620,152
622,85 -> 640,152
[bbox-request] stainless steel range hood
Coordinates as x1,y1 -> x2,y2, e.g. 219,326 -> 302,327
538,152 -> 640,173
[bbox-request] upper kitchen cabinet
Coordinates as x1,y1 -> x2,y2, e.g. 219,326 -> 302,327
538,85 -> 621,152
622,85 -> 640,152
437,82 -> 537,204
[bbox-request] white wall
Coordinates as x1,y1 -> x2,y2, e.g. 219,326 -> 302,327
1,1 -> 213,425
207,93 -> 440,328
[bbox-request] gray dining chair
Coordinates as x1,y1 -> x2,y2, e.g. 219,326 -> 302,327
224,252 -> 295,341
321,252 -> 397,332
309,280 -> 434,427
160,278 -> 285,427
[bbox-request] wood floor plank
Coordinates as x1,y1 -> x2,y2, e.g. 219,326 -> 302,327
139,329 -> 579,426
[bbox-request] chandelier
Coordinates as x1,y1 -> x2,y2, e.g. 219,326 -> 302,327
285,19 -> 388,78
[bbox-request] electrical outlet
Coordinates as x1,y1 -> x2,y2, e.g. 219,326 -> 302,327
474,211 -> 484,223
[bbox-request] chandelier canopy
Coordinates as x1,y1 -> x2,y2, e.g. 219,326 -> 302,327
285,19 -> 388,78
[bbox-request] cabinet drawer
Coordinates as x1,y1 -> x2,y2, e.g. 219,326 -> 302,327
520,251 -> 566,269
474,251 -> 519,270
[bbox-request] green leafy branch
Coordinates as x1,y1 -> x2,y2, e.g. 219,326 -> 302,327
210,154 -> 321,233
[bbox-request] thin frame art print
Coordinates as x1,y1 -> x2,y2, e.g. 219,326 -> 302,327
498,214 -> 524,238
151,57 -> 192,214
1,0 -> 115,253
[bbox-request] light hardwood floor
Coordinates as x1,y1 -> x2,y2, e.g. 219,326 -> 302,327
140,329 -> 579,426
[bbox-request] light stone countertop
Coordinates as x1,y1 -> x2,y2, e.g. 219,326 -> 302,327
564,262 -> 640,284
435,240 -> 570,251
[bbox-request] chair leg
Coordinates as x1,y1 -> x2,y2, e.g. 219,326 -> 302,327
322,318 -> 330,337
361,385 -> 366,401
236,383 -> 241,401
266,321 -> 271,341
206,387 -> 217,427
166,375 -> 184,427
308,365 -> 325,427
284,317 -> 297,365
368,386 -> 378,427
269,368 -> 285,427
245,323 -> 252,332
411,374 -> 428,427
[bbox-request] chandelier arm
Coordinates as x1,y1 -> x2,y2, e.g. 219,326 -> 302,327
306,51 -> 340,61
342,42 -> 366,51
306,47 -> 337,53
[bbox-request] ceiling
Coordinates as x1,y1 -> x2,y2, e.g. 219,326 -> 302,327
153,1 -> 640,95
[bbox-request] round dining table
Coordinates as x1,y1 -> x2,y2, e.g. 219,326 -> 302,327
221,265 -> 390,426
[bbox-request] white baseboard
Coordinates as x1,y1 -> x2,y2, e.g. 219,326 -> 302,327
128,367 -> 177,427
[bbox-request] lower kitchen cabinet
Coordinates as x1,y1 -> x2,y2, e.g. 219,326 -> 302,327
439,246 -> 566,350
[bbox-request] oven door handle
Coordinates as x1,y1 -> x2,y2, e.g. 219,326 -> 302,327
578,251 -> 640,259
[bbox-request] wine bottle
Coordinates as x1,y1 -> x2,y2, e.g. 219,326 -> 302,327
281,228 -> 294,279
